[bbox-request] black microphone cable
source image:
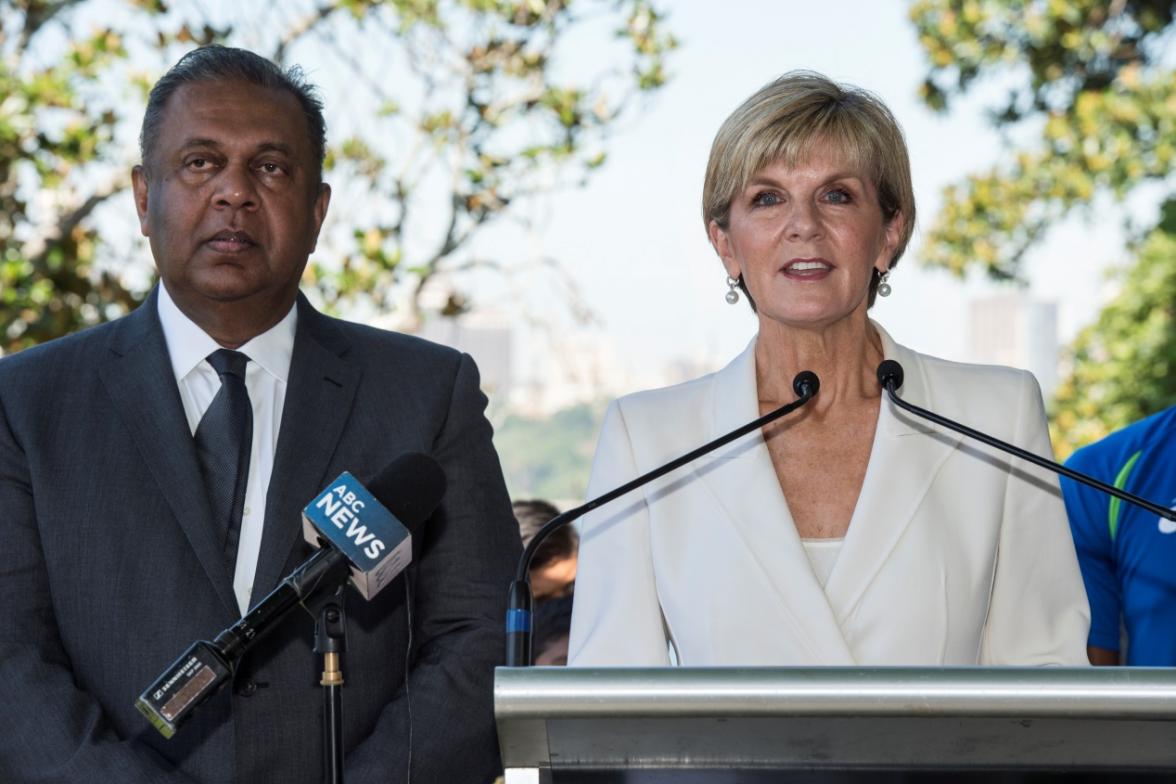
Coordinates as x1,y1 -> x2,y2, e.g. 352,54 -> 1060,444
877,359 -> 1176,522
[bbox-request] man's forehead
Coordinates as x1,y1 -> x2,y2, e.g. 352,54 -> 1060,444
156,79 -> 309,148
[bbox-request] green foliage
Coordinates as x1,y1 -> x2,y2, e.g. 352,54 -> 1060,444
0,0 -> 676,351
911,0 -> 1175,279
1051,201 -> 1176,458
493,401 -> 605,502
0,2 -> 224,351
911,0 -> 1176,451
316,0 -> 676,326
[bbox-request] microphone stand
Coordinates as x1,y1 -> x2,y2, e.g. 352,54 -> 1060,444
877,361 -> 1176,522
504,371 -> 821,667
314,585 -> 348,784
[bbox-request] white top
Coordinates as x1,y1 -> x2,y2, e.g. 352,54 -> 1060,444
801,538 -> 843,589
157,283 -> 296,614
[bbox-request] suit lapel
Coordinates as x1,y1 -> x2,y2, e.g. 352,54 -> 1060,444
97,289 -> 239,616
693,340 -> 856,664
824,322 -> 962,619
251,297 -> 361,599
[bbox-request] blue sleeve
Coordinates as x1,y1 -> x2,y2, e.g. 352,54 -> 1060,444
1061,449 -> 1121,652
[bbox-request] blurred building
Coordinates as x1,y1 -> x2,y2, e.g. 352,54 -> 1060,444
967,294 -> 1059,400
418,313 -> 733,418
418,315 -> 515,398
509,331 -> 632,416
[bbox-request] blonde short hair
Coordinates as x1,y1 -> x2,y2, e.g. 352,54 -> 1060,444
703,72 -> 916,296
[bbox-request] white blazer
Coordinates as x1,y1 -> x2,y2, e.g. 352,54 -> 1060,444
568,324 -> 1090,667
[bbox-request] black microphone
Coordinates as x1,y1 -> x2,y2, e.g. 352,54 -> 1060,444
136,453 -> 446,738
504,371 -> 820,667
876,359 -> 1176,522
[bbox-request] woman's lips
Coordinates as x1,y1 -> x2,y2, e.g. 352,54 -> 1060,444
781,258 -> 832,279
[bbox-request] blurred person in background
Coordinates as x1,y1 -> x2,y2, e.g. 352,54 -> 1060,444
1062,406 -> 1176,666
514,498 -> 578,600
514,499 -> 577,665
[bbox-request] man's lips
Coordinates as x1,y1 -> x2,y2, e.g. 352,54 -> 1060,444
781,257 -> 833,278
205,230 -> 257,254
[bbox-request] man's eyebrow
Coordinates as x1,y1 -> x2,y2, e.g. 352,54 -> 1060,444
176,139 -> 296,157
178,137 -> 221,150
255,142 -> 296,157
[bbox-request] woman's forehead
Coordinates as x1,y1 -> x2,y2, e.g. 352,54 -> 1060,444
743,136 -> 874,185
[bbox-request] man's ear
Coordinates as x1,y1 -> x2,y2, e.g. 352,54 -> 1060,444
131,165 -> 151,237
308,182 -> 331,252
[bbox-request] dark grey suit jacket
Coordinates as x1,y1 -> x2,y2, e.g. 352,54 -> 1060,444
0,289 -> 521,783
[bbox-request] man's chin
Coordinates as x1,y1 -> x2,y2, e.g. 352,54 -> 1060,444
186,270 -> 269,304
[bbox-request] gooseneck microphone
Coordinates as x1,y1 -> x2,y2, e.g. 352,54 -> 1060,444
877,359 -> 1176,522
504,371 -> 820,667
136,453 -> 447,738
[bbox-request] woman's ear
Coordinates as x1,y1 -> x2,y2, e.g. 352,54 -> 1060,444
877,209 -> 904,267
708,219 -> 741,280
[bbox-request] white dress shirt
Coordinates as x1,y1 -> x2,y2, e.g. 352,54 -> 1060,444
157,284 -> 295,614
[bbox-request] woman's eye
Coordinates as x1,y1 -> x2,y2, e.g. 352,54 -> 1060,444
825,188 -> 852,204
751,191 -> 781,207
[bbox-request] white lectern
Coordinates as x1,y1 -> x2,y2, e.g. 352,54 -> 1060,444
495,667 -> 1176,782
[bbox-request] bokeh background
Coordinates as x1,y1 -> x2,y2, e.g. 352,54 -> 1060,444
3,0 -> 1173,503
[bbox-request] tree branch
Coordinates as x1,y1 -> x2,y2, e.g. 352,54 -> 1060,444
28,178 -> 126,273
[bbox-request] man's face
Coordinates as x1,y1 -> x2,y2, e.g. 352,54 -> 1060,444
132,79 -> 330,329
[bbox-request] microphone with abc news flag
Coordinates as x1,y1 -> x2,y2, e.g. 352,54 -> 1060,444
136,452 -> 446,739
504,371 -> 821,667
876,360 -> 1176,524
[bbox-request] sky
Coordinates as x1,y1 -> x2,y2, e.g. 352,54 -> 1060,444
37,0 -> 1140,401
461,0 -> 1135,398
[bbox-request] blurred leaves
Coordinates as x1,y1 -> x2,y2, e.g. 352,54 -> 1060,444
0,0 -> 676,350
1051,200 -> 1176,457
911,0 -> 1175,281
493,400 -> 604,500
0,0 -> 230,351
911,0 -> 1176,451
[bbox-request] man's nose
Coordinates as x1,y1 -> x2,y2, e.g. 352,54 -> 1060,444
212,164 -> 258,210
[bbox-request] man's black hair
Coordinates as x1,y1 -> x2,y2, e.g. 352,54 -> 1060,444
139,45 -> 326,178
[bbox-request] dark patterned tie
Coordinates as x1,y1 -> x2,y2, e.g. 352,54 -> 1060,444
194,349 -> 252,569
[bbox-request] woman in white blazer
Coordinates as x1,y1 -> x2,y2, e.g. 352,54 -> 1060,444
568,72 -> 1089,667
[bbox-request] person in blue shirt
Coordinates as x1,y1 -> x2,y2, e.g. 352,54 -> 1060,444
1062,406 -> 1176,665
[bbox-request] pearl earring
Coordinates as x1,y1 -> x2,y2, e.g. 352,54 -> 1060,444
725,275 -> 740,305
877,270 -> 892,297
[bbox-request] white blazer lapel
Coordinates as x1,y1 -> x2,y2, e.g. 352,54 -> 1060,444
693,339 -> 856,665
824,322 -> 963,621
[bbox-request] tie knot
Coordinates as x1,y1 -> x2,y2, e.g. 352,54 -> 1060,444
207,349 -> 249,380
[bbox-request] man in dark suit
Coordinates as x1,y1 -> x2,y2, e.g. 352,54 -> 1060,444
0,46 -> 520,783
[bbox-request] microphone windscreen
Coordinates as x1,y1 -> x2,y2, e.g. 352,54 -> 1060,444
366,452 -> 447,530
792,371 -> 819,399
877,360 -> 904,392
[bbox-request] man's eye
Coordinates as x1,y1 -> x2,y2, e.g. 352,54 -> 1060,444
258,162 -> 284,175
187,158 -> 209,169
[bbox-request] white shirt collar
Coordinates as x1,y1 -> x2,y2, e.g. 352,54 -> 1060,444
156,282 -> 298,384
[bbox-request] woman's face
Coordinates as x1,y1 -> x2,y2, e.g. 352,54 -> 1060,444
709,143 -> 901,332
